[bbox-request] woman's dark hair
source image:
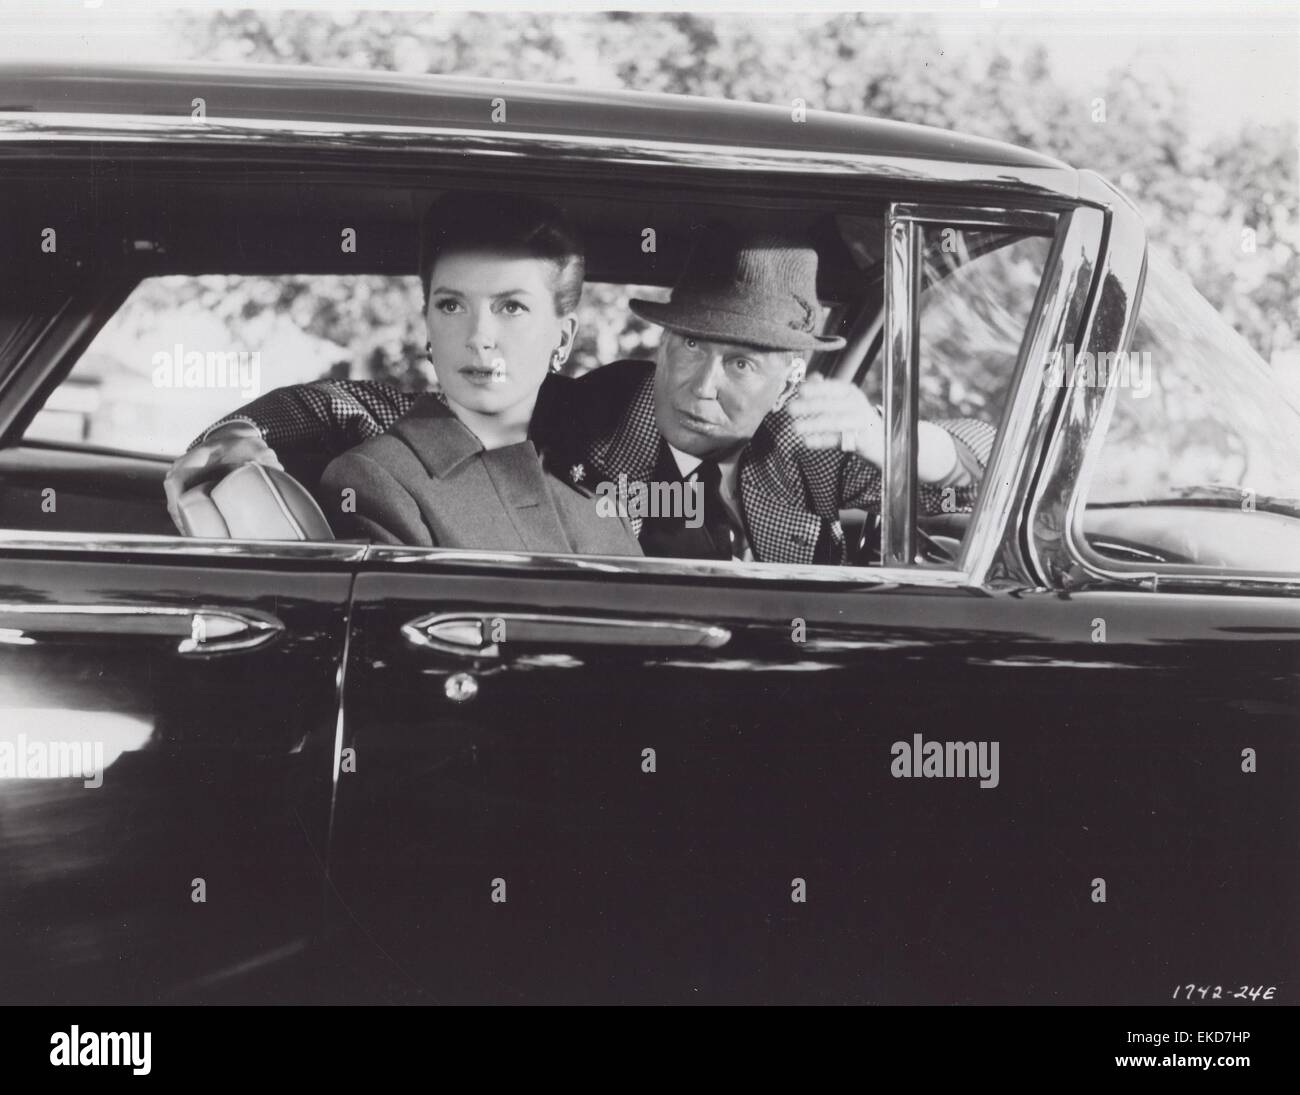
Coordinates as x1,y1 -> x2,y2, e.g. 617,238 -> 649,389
418,191 -> 585,315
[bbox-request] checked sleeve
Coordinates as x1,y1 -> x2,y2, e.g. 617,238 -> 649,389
187,380 -> 418,454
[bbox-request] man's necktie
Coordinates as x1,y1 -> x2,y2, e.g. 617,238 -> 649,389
692,458 -> 737,560
637,453 -> 736,561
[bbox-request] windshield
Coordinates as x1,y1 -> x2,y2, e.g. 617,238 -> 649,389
1084,249 -> 1300,510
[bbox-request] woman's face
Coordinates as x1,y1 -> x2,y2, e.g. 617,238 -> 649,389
425,249 -> 575,416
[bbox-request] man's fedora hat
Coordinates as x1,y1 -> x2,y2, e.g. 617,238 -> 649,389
630,222 -> 846,353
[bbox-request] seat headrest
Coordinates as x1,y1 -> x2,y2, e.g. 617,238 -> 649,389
176,463 -> 335,541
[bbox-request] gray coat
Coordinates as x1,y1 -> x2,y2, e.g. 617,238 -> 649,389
319,394 -> 642,555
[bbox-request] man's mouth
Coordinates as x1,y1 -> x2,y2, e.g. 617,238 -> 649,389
677,408 -> 724,432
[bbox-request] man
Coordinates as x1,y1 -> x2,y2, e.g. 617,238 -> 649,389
166,223 -> 992,565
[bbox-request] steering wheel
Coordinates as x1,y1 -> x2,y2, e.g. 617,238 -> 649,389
917,527 -> 962,565
848,514 -> 963,566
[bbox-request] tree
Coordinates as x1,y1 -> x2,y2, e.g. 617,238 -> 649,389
162,10 -> 1295,391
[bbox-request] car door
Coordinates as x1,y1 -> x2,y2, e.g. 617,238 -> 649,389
327,552 -> 1300,1006
0,538 -> 356,1004
324,554 -> 1043,1004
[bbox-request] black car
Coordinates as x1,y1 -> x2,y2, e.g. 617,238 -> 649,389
0,61 -> 1297,1004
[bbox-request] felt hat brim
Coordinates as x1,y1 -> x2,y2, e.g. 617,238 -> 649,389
629,299 -> 847,353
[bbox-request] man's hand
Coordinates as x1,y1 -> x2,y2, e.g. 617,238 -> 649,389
787,374 -> 886,467
164,422 -> 284,533
787,374 -> 960,483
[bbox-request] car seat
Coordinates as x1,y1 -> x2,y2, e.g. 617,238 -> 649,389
174,462 -> 335,541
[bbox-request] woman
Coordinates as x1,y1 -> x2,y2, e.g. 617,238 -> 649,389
318,192 -> 642,555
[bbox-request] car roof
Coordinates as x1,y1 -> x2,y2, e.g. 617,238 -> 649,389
0,60 -> 1071,173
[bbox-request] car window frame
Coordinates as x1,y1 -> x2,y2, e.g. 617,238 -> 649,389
0,125 -> 1094,591
881,202 -> 1061,570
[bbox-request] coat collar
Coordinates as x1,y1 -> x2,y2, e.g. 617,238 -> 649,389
589,368 -> 662,484
391,393 -> 488,480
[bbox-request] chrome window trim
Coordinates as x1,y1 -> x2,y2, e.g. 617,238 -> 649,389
882,201 -> 1069,580
0,112 -> 1081,198
360,544 -> 979,589
888,205 -> 1060,234
0,529 -> 979,587
0,528 -> 367,563
1027,176 -> 1149,593
882,214 -> 920,567
962,204 -> 1106,588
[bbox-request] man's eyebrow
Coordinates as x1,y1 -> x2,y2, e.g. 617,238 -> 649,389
712,342 -> 775,361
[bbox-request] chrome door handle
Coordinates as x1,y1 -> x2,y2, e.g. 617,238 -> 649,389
402,611 -> 731,658
176,609 -> 283,655
0,603 -> 283,656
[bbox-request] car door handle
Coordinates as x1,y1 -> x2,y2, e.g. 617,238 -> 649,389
402,611 -> 731,658
0,603 -> 283,656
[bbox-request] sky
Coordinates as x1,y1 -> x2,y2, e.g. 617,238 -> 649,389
0,2 -> 1295,143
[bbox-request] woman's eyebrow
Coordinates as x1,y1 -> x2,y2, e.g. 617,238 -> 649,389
429,287 -> 536,298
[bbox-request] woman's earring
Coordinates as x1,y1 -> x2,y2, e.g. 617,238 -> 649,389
549,350 -> 563,373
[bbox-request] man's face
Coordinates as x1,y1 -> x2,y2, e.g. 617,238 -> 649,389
653,330 -> 804,458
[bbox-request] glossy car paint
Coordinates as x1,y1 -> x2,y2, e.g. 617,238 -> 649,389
0,553 -> 351,1003
328,561 -> 1299,1003
0,61 -> 1070,171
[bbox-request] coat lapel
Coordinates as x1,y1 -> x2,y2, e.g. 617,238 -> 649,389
479,443 -> 575,554
738,411 -> 824,566
586,369 -> 661,538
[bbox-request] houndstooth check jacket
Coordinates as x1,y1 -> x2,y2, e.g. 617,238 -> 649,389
199,360 -> 995,566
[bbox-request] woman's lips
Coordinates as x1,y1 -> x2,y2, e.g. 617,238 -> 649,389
459,365 -> 504,386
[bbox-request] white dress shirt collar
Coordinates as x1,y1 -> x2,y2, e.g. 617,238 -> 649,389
665,443 -> 702,479
664,443 -> 752,561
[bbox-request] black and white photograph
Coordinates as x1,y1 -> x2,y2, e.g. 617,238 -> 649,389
0,0 -> 1296,1064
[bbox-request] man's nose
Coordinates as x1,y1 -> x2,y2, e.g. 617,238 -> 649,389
688,353 -> 725,399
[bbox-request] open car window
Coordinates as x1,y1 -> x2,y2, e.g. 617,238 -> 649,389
22,274 -> 427,457
20,274 -> 677,460
0,186 -> 1047,575
847,223 -> 1053,566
